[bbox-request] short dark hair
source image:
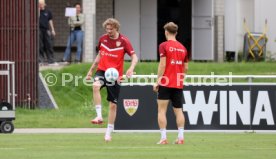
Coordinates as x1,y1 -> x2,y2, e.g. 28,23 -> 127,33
163,22 -> 178,34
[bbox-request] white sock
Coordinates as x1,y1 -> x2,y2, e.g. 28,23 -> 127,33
178,127 -> 184,140
95,105 -> 102,118
160,128 -> 167,140
105,124 -> 114,137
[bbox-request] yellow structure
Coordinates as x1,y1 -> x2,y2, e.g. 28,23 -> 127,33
243,19 -> 268,61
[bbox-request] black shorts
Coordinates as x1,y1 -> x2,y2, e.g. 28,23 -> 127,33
94,70 -> 120,104
158,86 -> 184,108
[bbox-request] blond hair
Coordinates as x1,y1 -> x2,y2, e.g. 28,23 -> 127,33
102,18 -> 120,31
164,22 -> 178,34
39,0 -> 46,4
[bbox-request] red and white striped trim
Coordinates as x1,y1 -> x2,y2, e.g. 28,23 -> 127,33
101,43 -> 124,52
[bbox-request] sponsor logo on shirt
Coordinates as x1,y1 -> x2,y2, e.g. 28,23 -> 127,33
171,59 -> 182,65
169,47 -> 185,53
171,59 -> 175,65
100,51 -> 119,58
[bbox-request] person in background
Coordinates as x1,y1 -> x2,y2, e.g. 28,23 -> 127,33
62,3 -> 84,64
39,0 -> 57,65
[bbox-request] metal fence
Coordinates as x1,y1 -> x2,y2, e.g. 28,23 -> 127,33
0,0 -> 38,108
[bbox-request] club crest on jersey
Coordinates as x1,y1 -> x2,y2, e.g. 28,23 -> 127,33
116,41 -> 121,47
123,99 -> 139,116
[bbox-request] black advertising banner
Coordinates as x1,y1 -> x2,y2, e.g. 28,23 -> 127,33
115,85 -> 276,131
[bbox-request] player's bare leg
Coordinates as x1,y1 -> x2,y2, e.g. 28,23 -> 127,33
91,80 -> 103,124
157,100 -> 169,144
173,107 -> 185,144
105,102 -> 117,142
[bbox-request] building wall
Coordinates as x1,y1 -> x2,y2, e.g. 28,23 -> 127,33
82,0 -> 96,62
224,0 -> 237,53
192,0 -> 215,61
255,0 -> 276,59
46,0 -> 97,62
224,0 -> 254,61
96,0 -> 113,42
224,0 -> 276,60
140,0 -> 157,60
236,0 -> 254,54
114,0 -> 157,60
47,0 -> 276,62
46,0 -> 227,62
115,0 -> 141,60
46,0 -> 81,47
37,0 -> 114,62
211,0 -> 276,61
214,0 -> 225,62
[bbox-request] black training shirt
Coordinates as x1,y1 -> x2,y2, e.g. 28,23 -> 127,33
39,9 -> 53,30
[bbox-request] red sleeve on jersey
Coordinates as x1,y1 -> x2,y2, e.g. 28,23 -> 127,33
184,54 -> 189,62
97,36 -> 103,54
184,48 -> 189,62
159,42 -> 166,57
123,37 -> 135,56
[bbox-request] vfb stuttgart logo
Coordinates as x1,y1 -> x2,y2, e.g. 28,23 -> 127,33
123,99 -> 139,116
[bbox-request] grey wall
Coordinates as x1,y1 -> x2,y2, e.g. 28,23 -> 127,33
115,0 -> 157,60
115,0 -> 141,60
141,0 -> 157,60
96,0 -> 114,42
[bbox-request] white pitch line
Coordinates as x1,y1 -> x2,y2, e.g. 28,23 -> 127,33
14,128 -> 106,134
104,147 -> 169,149
0,148 -> 25,150
242,147 -> 276,150
114,130 -> 276,134
13,128 -> 276,134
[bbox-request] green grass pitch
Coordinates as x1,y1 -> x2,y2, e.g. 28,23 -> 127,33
0,133 -> 276,159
